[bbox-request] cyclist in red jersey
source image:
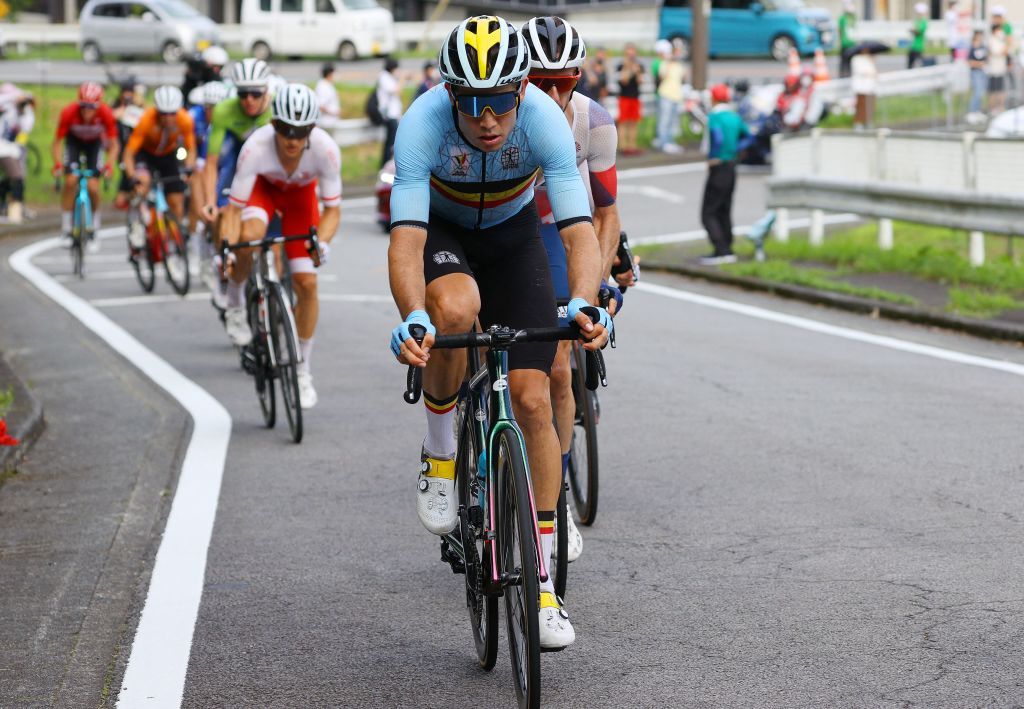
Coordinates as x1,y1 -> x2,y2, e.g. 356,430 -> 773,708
52,82 -> 119,250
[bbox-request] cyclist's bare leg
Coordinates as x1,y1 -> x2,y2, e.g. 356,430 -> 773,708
86,176 -> 101,214
423,273 -> 480,400
167,192 -> 186,222
509,369 -> 561,512
549,340 -> 574,455
60,176 -> 77,235
292,273 -> 318,340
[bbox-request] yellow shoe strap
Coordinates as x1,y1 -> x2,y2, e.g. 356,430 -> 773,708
424,457 -> 456,480
540,592 -> 561,611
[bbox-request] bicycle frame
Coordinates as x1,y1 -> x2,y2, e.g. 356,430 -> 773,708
69,166 -> 96,236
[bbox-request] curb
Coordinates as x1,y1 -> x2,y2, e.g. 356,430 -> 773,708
645,261 -> 1024,344
0,351 -> 46,475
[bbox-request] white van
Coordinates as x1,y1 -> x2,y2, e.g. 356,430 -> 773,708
240,0 -> 396,61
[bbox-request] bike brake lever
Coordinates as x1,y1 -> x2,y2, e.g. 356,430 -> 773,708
403,324 -> 427,404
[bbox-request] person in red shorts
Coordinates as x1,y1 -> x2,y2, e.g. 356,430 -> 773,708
221,83 -> 341,409
51,82 -> 119,250
615,42 -> 645,155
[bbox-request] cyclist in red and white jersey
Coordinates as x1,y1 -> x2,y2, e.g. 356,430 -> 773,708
52,82 -> 119,250
222,83 -> 342,408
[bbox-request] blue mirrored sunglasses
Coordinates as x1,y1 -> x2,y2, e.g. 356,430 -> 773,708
453,90 -> 519,118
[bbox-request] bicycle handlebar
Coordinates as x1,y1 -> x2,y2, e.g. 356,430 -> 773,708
221,228 -> 323,266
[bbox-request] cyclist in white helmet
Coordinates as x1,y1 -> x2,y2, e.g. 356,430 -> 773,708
522,15 -> 631,566
188,80 -> 229,286
222,83 -> 342,409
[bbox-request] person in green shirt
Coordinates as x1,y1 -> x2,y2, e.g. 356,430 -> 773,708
700,84 -> 749,265
839,0 -> 858,78
909,3 -> 930,69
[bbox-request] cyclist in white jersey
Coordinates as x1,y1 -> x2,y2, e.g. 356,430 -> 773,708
223,83 -> 342,408
523,16 -> 633,563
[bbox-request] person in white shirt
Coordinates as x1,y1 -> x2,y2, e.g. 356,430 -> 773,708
315,62 -> 342,130
376,58 -> 405,167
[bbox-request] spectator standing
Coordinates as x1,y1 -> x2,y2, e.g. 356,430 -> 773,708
414,61 -> 440,98
699,84 -> 748,265
316,63 -> 342,123
987,26 -> 1009,115
654,39 -> 686,153
967,30 -> 989,122
616,43 -> 644,155
991,6 -> 1015,90
909,3 -> 929,69
851,47 -> 878,128
376,57 -> 405,167
838,1 -> 858,78
578,47 -> 609,104
946,0 -> 967,59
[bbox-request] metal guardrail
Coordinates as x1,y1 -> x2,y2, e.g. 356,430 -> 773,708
766,128 -> 1024,265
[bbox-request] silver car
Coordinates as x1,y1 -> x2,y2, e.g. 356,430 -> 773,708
79,0 -> 220,64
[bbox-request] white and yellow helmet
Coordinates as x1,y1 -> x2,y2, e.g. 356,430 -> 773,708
438,15 -> 530,90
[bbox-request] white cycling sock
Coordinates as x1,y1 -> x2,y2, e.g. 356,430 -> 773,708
298,337 -> 313,375
226,280 -> 245,308
92,211 -> 101,231
61,211 -> 71,233
538,511 -> 555,594
422,391 -> 458,460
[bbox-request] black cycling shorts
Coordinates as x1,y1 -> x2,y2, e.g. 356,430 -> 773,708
135,150 -> 186,194
63,136 -> 103,174
423,201 -> 557,374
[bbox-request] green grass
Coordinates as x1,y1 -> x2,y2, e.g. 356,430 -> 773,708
720,260 -> 917,304
0,386 -> 13,417
947,287 -> 1024,318
819,91 -> 969,129
0,42 -> 84,61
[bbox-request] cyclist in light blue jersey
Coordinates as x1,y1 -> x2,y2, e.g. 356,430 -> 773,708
388,14 -> 612,651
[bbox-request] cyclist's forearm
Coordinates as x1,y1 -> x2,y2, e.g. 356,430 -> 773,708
204,154 -> 219,207
388,226 -> 428,318
593,204 -> 621,279
221,203 -> 242,243
51,140 -> 62,167
319,206 -> 340,244
123,151 -> 136,177
561,221 -> 601,303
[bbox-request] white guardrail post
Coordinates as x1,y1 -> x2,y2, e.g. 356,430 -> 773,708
962,131 -> 985,266
876,128 -> 893,251
771,132 -> 789,243
808,128 -> 824,247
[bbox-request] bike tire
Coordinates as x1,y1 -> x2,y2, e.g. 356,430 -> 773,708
497,427 -> 541,709
71,199 -> 84,278
129,212 -> 156,293
26,143 -> 42,177
162,213 -> 190,296
269,284 -> 303,443
248,291 -> 276,428
568,343 -> 600,525
553,482 -> 568,599
456,404 -> 498,671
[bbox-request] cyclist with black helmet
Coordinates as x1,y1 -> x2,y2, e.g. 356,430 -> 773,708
388,14 -> 611,650
522,16 -> 631,566
222,83 -> 341,409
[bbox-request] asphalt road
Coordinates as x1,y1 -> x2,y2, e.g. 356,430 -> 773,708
1,54 -> 912,87
4,164 -> 1024,707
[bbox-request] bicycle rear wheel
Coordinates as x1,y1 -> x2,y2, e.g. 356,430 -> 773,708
248,290 -> 275,428
162,213 -> 190,296
497,428 -> 541,709
568,343 -> 600,525
456,404 -> 498,670
268,284 -> 303,443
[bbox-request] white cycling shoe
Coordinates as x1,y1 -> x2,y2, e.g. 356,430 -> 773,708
297,371 -> 318,409
416,452 -> 457,535
551,509 -> 583,563
224,307 -> 252,347
539,592 -> 575,650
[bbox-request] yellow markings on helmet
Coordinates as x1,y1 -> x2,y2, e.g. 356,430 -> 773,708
465,16 -> 503,79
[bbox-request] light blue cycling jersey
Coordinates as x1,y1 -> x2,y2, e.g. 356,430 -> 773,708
389,83 -> 593,232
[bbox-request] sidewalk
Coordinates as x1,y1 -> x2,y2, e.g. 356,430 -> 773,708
642,237 -> 1024,343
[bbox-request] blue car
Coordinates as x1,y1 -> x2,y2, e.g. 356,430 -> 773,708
659,0 -> 835,61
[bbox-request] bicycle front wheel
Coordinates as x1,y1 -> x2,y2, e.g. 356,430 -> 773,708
71,200 -> 84,278
129,213 -> 155,293
248,290 -> 275,428
162,213 -> 190,296
268,284 -> 302,443
456,405 -> 498,670
568,343 -> 600,525
497,428 -> 541,709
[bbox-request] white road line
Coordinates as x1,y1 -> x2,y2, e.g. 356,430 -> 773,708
9,237 -> 233,709
633,213 -> 861,247
618,184 -> 686,204
90,292 -> 212,307
617,162 -> 708,180
57,270 -> 339,283
637,281 -> 1024,377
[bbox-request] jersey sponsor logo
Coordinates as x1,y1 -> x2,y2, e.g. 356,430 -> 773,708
432,250 -> 461,265
451,152 -> 470,177
500,145 -> 520,170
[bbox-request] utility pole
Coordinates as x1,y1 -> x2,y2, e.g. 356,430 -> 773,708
691,0 -> 709,89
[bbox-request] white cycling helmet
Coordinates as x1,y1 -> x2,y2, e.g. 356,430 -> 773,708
231,58 -> 271,90
438,15 -> 530,89
202,45 -> 229,67
203,80 -> 230,105
187,85 -> 205,106
154,85 -> 184,113
272,83 -> 319,127
522,17 -> 586,71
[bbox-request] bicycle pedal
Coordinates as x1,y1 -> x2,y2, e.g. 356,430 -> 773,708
439,539 -> 466,575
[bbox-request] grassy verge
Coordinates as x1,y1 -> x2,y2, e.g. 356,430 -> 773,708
819,91 -> 968,129
17,81 -> 414,206
720,260 -> 917,304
